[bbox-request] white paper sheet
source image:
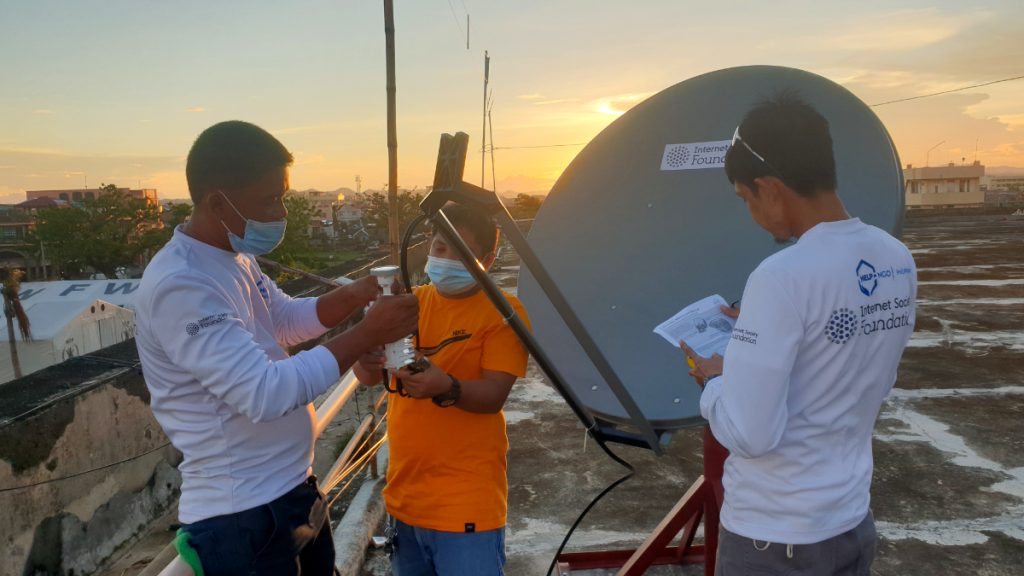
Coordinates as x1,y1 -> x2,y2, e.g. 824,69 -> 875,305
653,294 -> 736,357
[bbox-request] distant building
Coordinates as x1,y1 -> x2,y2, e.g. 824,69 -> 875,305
904,162 -> 985,209
985,189 -> 1024,207
982,175 -> 1024,192
26,187 -> 159,207
0,205 -> 37,274
290,189 -> 343,220
334,203 -> 363,223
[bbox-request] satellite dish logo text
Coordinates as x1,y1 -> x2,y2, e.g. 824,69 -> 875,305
661,140 -> 731,171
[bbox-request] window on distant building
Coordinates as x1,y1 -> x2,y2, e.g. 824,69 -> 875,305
1,227 -> 16,239
73,192 -> 83,202
59,193 -> 69,201
85,192 -> 95,201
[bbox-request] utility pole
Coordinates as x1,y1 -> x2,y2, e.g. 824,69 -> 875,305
40,242 -> 48,280
383,0 -> 400,264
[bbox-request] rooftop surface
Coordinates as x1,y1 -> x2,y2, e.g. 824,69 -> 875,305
95,210 -> 1024,575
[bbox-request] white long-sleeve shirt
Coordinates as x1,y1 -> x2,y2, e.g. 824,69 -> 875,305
135,227 -> 340,523
701,217 -> 916,544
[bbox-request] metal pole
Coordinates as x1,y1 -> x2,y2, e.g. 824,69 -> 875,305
384,0 -> 400,265
428,209 -> 598,434
489,207 -> 663,453
488,106 -> 497,192
481,51 -> 489,189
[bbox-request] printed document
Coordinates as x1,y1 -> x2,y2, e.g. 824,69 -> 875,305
653,294 -> 736,357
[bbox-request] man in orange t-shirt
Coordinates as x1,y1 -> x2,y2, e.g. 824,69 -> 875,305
354,205 -> 530,576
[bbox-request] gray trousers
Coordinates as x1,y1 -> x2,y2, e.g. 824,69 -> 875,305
716,512 -> 876,576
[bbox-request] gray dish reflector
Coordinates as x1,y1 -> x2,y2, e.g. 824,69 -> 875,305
518,65 -> 903,430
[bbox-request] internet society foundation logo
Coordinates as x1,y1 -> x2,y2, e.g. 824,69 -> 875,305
660,139 -> 730,171
856,259 -> 878,296
663,144 -> 691,168
825,308 -> 858,344
185,313 -> 229,337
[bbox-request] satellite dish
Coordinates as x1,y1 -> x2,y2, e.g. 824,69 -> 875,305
518,65 -> 904,431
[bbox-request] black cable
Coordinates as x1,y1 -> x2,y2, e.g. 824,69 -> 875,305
444,0 -> 465,39
0,441 -> 172,493
489,142 -> 588,151
870,74 -> 1024,107
374,213 -> 430,398
400,214 -> 428,291
546,434 -> 636,576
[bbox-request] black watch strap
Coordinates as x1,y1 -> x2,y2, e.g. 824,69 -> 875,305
432,374 -> 461,407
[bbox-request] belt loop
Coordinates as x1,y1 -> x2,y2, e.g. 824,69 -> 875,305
786,544 -> 793,559
753,540 -> 770,551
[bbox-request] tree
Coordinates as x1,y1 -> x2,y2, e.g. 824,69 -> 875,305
509,193 -> 544,220
163,201 -> 193,228
267,194 -> 318,265
2,267 -> 32,380
361,189 -> 424,240
31,184 -> 166,278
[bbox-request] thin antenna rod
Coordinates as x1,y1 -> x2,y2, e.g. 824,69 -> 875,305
466,14 -> 470,50
481,51 -> 490,188
488,102 -> 497,192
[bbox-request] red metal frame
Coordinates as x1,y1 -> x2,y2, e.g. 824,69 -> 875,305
556,427 -> 728,575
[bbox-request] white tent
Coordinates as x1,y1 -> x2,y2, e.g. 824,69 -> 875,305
16,279 -> 142,310
0,298 -> 135,384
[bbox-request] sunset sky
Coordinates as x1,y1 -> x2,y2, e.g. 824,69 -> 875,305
2,0 -> 1023,202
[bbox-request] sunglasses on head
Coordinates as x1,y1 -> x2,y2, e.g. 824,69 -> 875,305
731,126 -> 785,179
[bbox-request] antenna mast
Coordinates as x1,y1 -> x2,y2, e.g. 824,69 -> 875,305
481,51 -> 490,188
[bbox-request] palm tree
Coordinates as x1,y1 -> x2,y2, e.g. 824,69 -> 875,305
2,267 -> 32,380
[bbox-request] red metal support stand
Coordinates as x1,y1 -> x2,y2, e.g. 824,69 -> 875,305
556,426 -> 729,575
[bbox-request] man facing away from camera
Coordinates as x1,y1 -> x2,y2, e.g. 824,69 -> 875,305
681,94 -> 917,576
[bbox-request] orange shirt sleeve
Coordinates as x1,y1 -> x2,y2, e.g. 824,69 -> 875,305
480,294 -> 530,377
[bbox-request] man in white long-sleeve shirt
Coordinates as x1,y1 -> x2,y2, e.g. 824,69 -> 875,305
681,94 -> 916,576
135,120 -> 418,575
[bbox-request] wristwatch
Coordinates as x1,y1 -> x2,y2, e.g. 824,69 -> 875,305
432,374 -> 461,407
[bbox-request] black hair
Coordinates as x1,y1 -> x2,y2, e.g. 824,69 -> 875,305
723,91 -> 837,197
185,120 -> 294,203
434,204 -> 499,258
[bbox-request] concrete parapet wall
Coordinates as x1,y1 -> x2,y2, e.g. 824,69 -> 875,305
0,363 -> 181,575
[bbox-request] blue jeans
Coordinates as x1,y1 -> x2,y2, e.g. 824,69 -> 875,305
182,477 -> 335,576
390,518 -> 506,576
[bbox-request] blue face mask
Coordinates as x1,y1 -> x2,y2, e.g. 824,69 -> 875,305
220,193 -> 287,255
425,255 -> 477,295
